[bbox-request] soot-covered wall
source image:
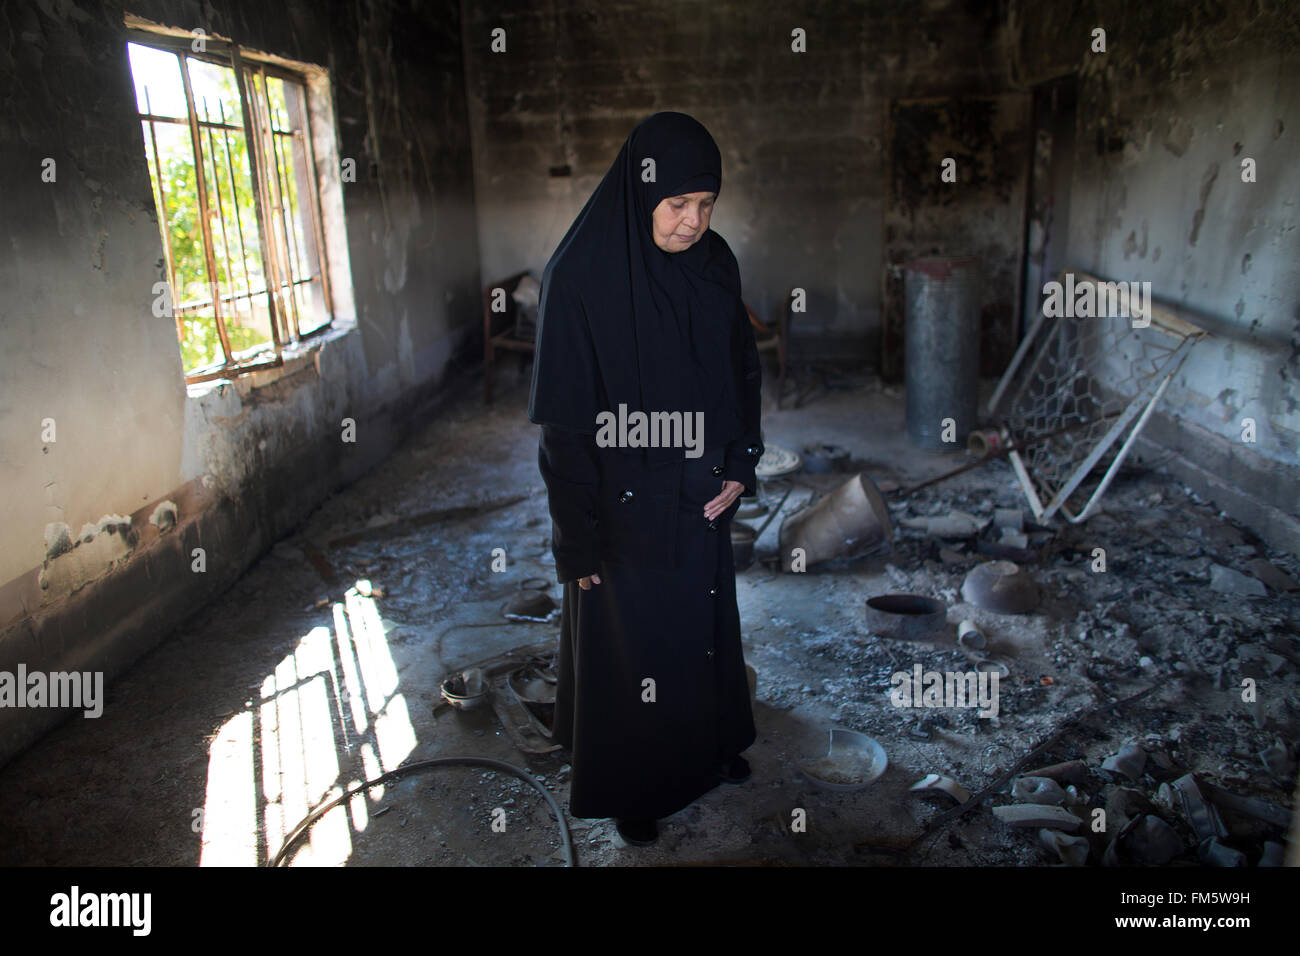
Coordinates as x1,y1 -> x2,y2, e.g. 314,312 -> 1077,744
0,0 -> 480,767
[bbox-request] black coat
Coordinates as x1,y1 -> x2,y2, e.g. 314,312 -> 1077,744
536,300 -> 763,821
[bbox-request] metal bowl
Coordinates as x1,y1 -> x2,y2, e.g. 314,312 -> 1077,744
800,728 -> 888,791
440,668 -> 488,710
864,593 -> 949,641
802,443 -> 850,473
961,560 -> 1040,614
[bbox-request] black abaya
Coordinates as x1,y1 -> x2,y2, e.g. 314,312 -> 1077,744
529,113 -> 763,821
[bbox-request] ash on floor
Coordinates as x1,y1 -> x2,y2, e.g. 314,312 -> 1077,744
0,367 -> 1294,867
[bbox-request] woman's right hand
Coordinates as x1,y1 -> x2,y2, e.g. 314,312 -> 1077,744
578,573 -> 602,590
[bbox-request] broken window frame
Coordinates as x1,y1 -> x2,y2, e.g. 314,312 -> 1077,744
126,28 -> 336,384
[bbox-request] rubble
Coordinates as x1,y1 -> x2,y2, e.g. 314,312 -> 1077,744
1170,774 -> 1228,843
1011,776 -> 1067,805
910,773 -> 972,803
1245,558 -> 1300,593
1122,815 -> 1184,865
1100,741 -> 1147,782
992,804 -> 1082,831
1198,838 -> 1247,867
1023,760 -> 1088,785
899,510 -> 987,538
1039,828 -> 1090,865
1208,564 -> 1267,596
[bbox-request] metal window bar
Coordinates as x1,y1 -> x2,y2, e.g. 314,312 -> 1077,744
990,269 -> 1208,523
234,62 -> 290,353
288,83 -> 334,328
200,97 -> 240,328
266,84 -> 304,339
177,50 -> 235,367
215,98 -> 257,314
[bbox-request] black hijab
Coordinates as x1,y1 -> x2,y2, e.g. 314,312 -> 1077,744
527,112 -> 745,464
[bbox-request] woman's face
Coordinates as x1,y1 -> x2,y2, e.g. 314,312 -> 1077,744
651,191 -> 716,252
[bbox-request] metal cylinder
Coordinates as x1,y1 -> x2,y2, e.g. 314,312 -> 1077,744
904,256 -> 980,450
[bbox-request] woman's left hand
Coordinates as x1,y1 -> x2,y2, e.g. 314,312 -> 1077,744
704,480 -> 745,523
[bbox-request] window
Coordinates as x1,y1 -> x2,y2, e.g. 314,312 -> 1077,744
127,30 -> 334,382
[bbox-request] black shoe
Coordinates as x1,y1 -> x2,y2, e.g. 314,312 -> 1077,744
718,755 -> 751,784
615,817 -> 658,846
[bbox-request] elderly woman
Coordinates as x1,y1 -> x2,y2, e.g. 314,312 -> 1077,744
528,112 -> 763,847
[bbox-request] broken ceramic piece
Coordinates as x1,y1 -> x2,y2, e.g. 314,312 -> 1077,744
1039,828 -> 1090,866
1171,774 -> 1228,842
1154,782 -> 1176,811
975,656 -> 1011,678
1260,841 -> 1285,866
993,508 -> 1024,532
957,619 -> 986,651
1259,738 -> 1296,778
992,804 -> 1082,831
909,773 -> 971,803
899,510 -> 986,538
1024,760 -> 1088,785
999,529 -> 1030,550
779,473 -> 893,570
961,560 -> 1040,613
1198,838 -> 1247,867
502,590 -> 558,622
1208,564 -> 1267,597
508,664 -> 557,705
966,428 -> 1007,457
1246,557 -> 1299,593
1101,741 -> 1147,781
1012,776 -> 1067,806
1200,781 -> 1292,829
1145,749 -> 1182,781
1123,814 -> 1185,865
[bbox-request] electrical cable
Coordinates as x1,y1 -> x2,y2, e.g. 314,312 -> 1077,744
268,756 -> 576,867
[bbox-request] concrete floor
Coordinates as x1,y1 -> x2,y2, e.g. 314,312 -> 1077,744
2,358 -> 1296,866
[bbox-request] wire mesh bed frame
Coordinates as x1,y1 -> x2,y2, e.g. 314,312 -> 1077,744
987,269 -> 1209,524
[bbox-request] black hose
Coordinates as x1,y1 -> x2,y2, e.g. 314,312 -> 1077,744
268,756 -> 576,867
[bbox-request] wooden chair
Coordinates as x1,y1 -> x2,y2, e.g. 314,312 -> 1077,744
746,300 -> 788,409
483,271 -> 535,403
